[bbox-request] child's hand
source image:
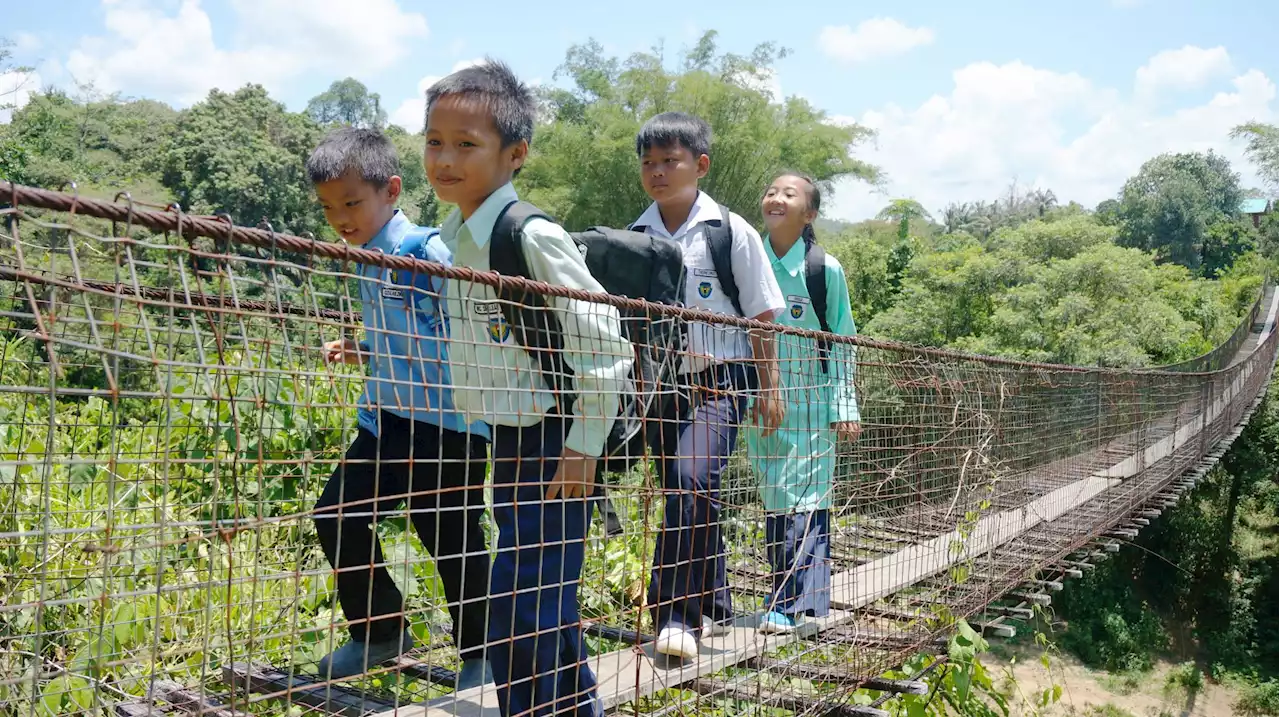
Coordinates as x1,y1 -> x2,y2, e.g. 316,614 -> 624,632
750,391 -> 785,436
833,421 -> 862,444
547,447 -> 597,500
324,338 -> 364,366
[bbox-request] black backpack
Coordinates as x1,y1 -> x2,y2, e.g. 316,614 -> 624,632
636,204 -> 835,373
489,200 -> 688,480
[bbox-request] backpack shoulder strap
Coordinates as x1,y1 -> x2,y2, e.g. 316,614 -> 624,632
804,240 -> 832,374
705,204 -> 744,317
490,201 -> 549,296
489,201 -> 573,399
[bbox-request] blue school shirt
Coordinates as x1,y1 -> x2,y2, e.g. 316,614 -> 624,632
353,211 -> 489,441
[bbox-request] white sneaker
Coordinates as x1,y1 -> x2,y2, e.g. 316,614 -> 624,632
700,614 -> 727,639
655,624 -> 699,660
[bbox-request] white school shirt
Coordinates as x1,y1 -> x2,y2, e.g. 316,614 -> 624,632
439,182 -> 634,458
631,191 -> 785,374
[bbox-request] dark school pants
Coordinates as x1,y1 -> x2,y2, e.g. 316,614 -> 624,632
765,509 -> 832,618
313,411 -> 490,661
487,417 -> 601,717
647,362 -> 755,633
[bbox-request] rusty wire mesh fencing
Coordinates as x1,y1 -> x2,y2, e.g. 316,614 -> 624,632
0,184 -> 1275,717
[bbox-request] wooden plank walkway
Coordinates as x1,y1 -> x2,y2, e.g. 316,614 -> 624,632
371,341 -> 1273,717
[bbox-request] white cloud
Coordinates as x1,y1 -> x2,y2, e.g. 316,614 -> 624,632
1136,45 -> 1233,97
828,47 -> 1277,222
13,33 -> 42,55
65,0 -> 427,106
0,70 -> 41,123
387,58 -> 490,133
818,18 -> 935,64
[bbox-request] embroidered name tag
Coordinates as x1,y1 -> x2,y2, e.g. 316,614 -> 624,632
473,302 -> 502,316
787,294 -> 811,305
381,287 -> 405,301
692,268 -> 718,278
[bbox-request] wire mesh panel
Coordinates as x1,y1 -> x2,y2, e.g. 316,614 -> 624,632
0,183 -> 1275,717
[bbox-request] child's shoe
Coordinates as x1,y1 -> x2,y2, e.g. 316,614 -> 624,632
455,657 -> 494,691
317,628 -> 416,679
758,611 -> 798,635
655,623 -> 700,660
700,614 -> 728,639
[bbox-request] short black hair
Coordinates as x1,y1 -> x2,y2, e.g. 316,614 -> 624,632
635,112 -> 711,158
305,127 -> 400,187
425,58 -> 535,150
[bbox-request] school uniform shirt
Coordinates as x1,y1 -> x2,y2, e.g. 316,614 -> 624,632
631,191 -> 785,375
439,182 -> 633,458
353,210 -> 490,441
743,235 -> 860,513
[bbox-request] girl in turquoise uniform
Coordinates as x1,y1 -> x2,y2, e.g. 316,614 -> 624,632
745,171 -> 862,633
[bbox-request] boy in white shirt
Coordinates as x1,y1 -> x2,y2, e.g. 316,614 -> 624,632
424,60 -> 632,717
629,111 -> 786,660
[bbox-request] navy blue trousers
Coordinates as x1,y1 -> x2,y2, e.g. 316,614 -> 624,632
313,412 -> 490,658
765,509 -> 832,618
648,364 -> 754,633
488,418 -> 601,717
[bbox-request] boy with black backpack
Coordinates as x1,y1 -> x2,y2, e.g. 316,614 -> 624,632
630,112 -> 787,661
425,60 -> 677,717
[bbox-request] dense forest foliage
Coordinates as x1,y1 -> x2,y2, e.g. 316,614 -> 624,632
1,30 -> 1277,715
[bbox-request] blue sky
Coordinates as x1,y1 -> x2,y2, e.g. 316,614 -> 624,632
4,0 -> 1278,221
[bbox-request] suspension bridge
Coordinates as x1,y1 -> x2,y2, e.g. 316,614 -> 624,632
0,182 -> 1275,717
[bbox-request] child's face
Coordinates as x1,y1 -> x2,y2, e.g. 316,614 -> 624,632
424,95 -> 527,218
314,171 -> 401,246
762,175 -> 816,237
639,142 -> 708,205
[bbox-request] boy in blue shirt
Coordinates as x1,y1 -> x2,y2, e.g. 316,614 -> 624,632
630,112 -> 786,660
307,128 -> 493,689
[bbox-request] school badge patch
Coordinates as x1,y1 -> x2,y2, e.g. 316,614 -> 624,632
790,303 -> 804,319
488,315 -> 511,343
698,281 -> 713,299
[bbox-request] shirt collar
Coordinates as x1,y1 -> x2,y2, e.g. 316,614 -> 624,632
766,233 -> 806,277
441,182 -> 518,250
364,209 -> 411,253
633,190 -> 723,238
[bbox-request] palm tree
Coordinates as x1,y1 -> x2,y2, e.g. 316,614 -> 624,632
876,198 -> 934,241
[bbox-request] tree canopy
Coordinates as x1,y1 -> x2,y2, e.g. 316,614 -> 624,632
305,78 -> 387,129
521,31 -> 880,231
1116,151 -> 1246,276
161,85 -> 323,235
1231,121 -> 1279,194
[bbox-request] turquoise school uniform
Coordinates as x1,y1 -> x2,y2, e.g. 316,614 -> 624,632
744,236 -> 860,514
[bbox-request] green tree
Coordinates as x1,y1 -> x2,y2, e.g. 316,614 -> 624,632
0,39 -> 32,183
5,85 -> 176,193
384,124 -> 441,226
162,84 -> 323,234
305,78 -> 386,129
521,31 -> 880,231
1094,198 -> 1121,226
875,198 -> 932,241
1231,121 -> 1278,194
1116,151 -> 1245,275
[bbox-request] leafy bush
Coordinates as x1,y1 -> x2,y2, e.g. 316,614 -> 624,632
1234,679 -> 1280,716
